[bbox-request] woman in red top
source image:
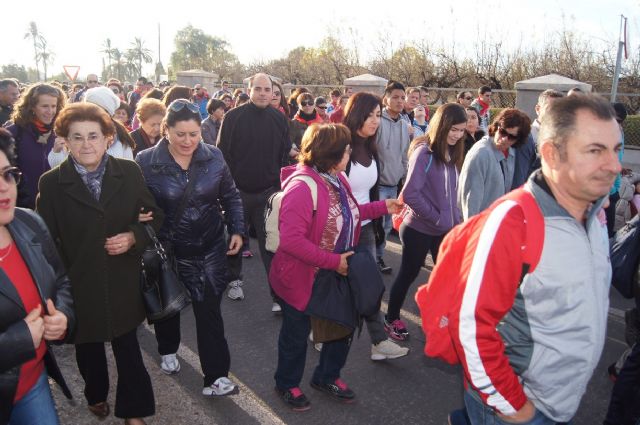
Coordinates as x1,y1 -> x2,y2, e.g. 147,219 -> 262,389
0,128 -> 75,425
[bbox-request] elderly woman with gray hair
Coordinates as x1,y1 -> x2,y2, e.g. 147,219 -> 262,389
37,102 -> 163,425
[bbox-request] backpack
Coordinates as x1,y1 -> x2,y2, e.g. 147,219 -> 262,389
414,188 -> 545,364
264,175 -> 318,253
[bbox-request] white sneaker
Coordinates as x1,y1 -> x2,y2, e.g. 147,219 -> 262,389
271,302 -> 282,313
371,339 -> 409,361
227,280 -> 244,300
160,353 -> 181,374
308,331 -> 322,351
202,377 -> 239,396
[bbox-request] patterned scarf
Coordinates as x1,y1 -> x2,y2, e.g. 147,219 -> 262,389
318,170 -> 354,252
72,154 -> 109,201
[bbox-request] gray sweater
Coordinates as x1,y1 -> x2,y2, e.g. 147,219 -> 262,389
458,136 -> 515,220
375,109 -> 410,186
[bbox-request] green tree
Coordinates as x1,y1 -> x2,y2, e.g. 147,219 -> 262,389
0,64 -> 29,82
170,25 -> 242,80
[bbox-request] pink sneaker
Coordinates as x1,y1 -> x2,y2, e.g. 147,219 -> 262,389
384,317 -> 409,341
242,250 -> 253,258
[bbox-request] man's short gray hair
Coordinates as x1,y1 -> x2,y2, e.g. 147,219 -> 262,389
539,94 -> 616,160
0,79 -> 19,92
537,89 -> 563,107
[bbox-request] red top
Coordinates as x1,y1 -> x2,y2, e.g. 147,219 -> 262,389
0,242 -> 46,402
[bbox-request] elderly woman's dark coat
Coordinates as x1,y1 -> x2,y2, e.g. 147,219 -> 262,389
135,139 -> 244,301
36,155 -> 164,344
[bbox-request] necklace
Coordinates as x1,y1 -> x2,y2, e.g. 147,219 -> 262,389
0,242 -> 12,262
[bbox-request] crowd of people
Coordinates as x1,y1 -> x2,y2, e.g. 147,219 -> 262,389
0,71 -> 636,425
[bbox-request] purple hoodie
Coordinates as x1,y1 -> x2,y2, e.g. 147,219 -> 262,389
402,144 -> 461,235
269,164 -> 388,311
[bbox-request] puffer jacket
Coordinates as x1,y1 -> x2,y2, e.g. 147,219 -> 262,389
0,208 -> 76,424
136,139 -> 244,300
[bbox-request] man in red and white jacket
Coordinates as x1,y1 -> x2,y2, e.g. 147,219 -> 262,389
446,94 -> 622,424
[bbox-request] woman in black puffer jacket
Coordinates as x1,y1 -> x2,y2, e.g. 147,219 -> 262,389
135,99 -> 244,397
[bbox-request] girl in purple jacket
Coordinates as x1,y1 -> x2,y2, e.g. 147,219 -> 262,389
384,103 -> 467,341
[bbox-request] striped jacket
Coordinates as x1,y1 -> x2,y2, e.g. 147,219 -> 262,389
452,172 -> 610,422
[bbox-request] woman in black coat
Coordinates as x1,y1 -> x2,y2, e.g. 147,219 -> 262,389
37,103 -> 163,425
0,129 -> 75,425
136,99 -> 244,397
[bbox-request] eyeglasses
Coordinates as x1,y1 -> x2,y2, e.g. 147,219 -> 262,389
464,96 -> 473,100
497,127 -> 519,141
317,105 -> 327,109
300,101 -> 314,107
67,134 -> 106,145
168,99 -> 200,114
0,167 -> 21,185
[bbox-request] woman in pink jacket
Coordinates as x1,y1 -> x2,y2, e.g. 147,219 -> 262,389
270,124 -> 401,411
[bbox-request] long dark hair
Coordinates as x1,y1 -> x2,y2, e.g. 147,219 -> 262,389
409,103 -> 467,169
343,92 -> 381,161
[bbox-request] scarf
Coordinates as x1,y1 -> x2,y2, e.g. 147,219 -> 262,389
295,110 -> 318,125
72,154 -> 108,201
318,170 -> 354,252
32,118 -> 53,144
476,98 -> 490,116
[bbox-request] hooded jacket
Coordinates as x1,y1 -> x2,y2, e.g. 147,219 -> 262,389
375,109 -> 410,187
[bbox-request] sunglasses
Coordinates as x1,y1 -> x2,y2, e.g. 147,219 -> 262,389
300,101 -> 314,107
168,99 -> 200,114
111,87 -> 120,94
317,105 -> 327,109
464,96 -> 473,100
497,127 -> 519,141
0,167 -> 21,185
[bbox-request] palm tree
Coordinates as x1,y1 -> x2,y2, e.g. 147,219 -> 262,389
37,38 -> 54,81
101,38 -> 115,72
112,48 -> 124,81
127,38 -> 152,77
24,22 -> 42,81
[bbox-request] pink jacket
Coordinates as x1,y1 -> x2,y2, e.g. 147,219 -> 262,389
269,164 -> 388,311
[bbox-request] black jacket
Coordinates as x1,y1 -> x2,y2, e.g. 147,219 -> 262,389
0,208 -> 76,424
217,102 -> 290,193
136,139 -> 244,300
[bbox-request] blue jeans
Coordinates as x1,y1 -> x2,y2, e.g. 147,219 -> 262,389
464,390 -> 571,425
9,372 -> 59,425
274,300 -> 352,390
375,185 -> 398,259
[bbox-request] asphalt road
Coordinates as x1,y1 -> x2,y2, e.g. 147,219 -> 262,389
50,234 -> 635,425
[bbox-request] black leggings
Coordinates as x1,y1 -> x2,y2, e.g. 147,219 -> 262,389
386,223 -> 444,322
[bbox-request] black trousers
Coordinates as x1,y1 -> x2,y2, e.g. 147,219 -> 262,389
606,191 -> 620,238
75,327 -> 155,419
239,187 -> 278,276
154,285 -> 231,387
387,223 -> 444,322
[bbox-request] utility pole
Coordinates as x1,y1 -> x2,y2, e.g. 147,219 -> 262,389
611,15 -> 628,102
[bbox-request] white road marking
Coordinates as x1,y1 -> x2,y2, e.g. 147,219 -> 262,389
143,323 -> 287,425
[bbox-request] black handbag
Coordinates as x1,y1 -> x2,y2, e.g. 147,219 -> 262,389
140,224 -> 190,323
611,215 -> 640,299
140,175 -> 196,323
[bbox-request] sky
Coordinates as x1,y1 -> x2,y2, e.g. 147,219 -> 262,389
1,0 -> 638,81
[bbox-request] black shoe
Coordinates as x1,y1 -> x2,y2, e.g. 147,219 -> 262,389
608,362 -> 618,382
275,387 -> 311,411
310,379 -> 356,403
377,257 -> 392,274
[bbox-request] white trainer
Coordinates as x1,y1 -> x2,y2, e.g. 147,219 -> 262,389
371,339 -> 409,361
271,302 -> 282,313
160,353 -> 181,374
227,280 -> 244,300
202,377 -> 239,396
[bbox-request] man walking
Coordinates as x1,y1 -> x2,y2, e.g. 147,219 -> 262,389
217,73 -> 291,312
375,81 -> 410,274
470,86 -> 492,133
443,94 -> 622,424
0,79 -> 20,125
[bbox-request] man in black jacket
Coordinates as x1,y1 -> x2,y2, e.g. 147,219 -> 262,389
0,79 -> 20,126
217,73 -> 291,312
